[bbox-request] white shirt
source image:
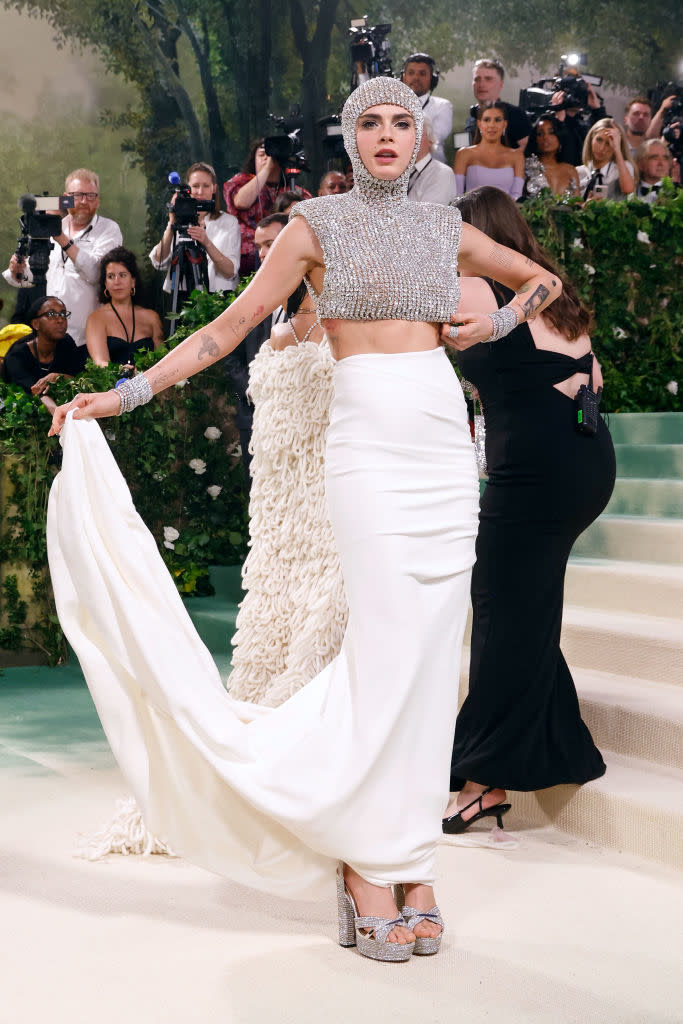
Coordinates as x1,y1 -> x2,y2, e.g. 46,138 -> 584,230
150,212 -> 241,293
577,159 -> 635,200
3,213 -> 122,346
420,93 -> 453,164
407,155 -> 458,205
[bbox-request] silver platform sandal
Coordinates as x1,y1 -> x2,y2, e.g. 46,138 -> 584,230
336,864 -> 415,962
394,883 -> 444,956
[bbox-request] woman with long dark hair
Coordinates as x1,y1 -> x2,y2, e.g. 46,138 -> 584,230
441,186 -> 615,834
454,101 -> 525,198
525,115 -> 580,196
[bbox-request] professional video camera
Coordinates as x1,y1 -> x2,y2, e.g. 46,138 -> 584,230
166,172 -> 214,232
519,55 -> 603,118
349,16 -> 392,90
15,192 -> 74,288
264,110 -> 309,177
649,81 -> 683,163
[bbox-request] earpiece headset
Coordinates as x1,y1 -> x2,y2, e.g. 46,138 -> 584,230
401,53 -> 440,93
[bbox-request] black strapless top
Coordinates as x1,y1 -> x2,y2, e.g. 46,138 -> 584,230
106,336 -> 154,365
456,284 -> 591,406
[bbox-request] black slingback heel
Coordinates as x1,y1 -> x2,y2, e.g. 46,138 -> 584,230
442,786 -> 511,834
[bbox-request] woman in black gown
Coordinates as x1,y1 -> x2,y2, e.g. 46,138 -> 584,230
442,186 -> 616,833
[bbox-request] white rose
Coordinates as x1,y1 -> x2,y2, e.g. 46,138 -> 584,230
666,380 -> 678,396
572,238 -> 584,249
104,429 -> 116,441
207,484 -> 223,499
152,472 -> 165,482
613,327 -> 626,340
637,230 -> 651,245
163,526 -> 180,543
228,441 -> 242,457
175,379 -> 188,389
584,264 -> 596,276
189,458 -> 207,475
204,426 -> 222,441
163,541 -> 175,550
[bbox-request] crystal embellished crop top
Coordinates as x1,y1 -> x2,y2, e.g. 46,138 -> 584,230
289,76 -> 462,324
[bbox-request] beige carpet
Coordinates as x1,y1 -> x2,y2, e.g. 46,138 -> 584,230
1,766 -> 681,1024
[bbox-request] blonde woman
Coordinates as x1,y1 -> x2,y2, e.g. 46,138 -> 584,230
578,118 -> 636,200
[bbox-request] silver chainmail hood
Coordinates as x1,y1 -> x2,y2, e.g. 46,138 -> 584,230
290,76 -> 461,323
340,77 -> 424,204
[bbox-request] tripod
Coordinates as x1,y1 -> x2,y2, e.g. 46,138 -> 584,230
168,227 -> 210,320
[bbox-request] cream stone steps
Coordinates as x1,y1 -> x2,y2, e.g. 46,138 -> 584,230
605,476 -> 683,517
560,605 -> 682,687
506,752 -> 683,871
570,514 -> 683,564
574,669 -> 682,769
564,557 -> 683,617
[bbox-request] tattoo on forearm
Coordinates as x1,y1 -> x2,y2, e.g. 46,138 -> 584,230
516,283 -> 532,294
197,333 -> 220,361
521,284 -> 550,318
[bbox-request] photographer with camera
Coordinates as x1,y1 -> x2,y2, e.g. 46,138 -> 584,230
3,169 -> 122,347
401,53 -> 452,163
224,141 -> 312,276
549,80 -> 606,165
150,162 -> 240,304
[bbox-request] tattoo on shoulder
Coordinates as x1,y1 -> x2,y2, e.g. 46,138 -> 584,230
197,333 -> 220,361
521,284 -> 550,318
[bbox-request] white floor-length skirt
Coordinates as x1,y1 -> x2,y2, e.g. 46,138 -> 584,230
47,346 -> 478,900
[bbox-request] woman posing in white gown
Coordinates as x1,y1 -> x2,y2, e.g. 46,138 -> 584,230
48,77 -> 560,962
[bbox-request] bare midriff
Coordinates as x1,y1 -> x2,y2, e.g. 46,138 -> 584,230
322,318 -> 441,361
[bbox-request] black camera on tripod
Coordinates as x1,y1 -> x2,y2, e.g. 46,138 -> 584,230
15,192 -> 74,287
166,179 -> 214,232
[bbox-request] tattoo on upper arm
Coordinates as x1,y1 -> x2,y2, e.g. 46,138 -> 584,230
516,283 -> 532,294
524,256 -> 535,268
521,284 -> 550,317
197,333 -> 220,361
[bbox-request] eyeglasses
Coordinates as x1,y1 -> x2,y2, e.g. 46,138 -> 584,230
67,191 -> 99,201
38,310 -> 71,320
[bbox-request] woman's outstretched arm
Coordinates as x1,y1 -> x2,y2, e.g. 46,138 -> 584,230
49,219 -> 321,434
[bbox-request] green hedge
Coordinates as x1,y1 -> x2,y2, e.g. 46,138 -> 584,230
0,292 -> 248,665
521,186 -> 681,412
1,195 -> 681,664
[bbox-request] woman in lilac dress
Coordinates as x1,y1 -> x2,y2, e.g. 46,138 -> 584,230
454,101 -> 524,199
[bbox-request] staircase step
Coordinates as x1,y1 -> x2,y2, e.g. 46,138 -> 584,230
184,598 -> 239,656
565,558 -> 683,617
571,514 -> 683,564
507,753 -> 683,870
606,477 -> 683,518
560,606 -> 683,687
574,669 -> 682,769
613,443 -> 683,478
608,412 -> 683,446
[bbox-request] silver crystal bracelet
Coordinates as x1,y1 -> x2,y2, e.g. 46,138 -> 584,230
483,304 -> 520,344
114,373 -> 154,415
